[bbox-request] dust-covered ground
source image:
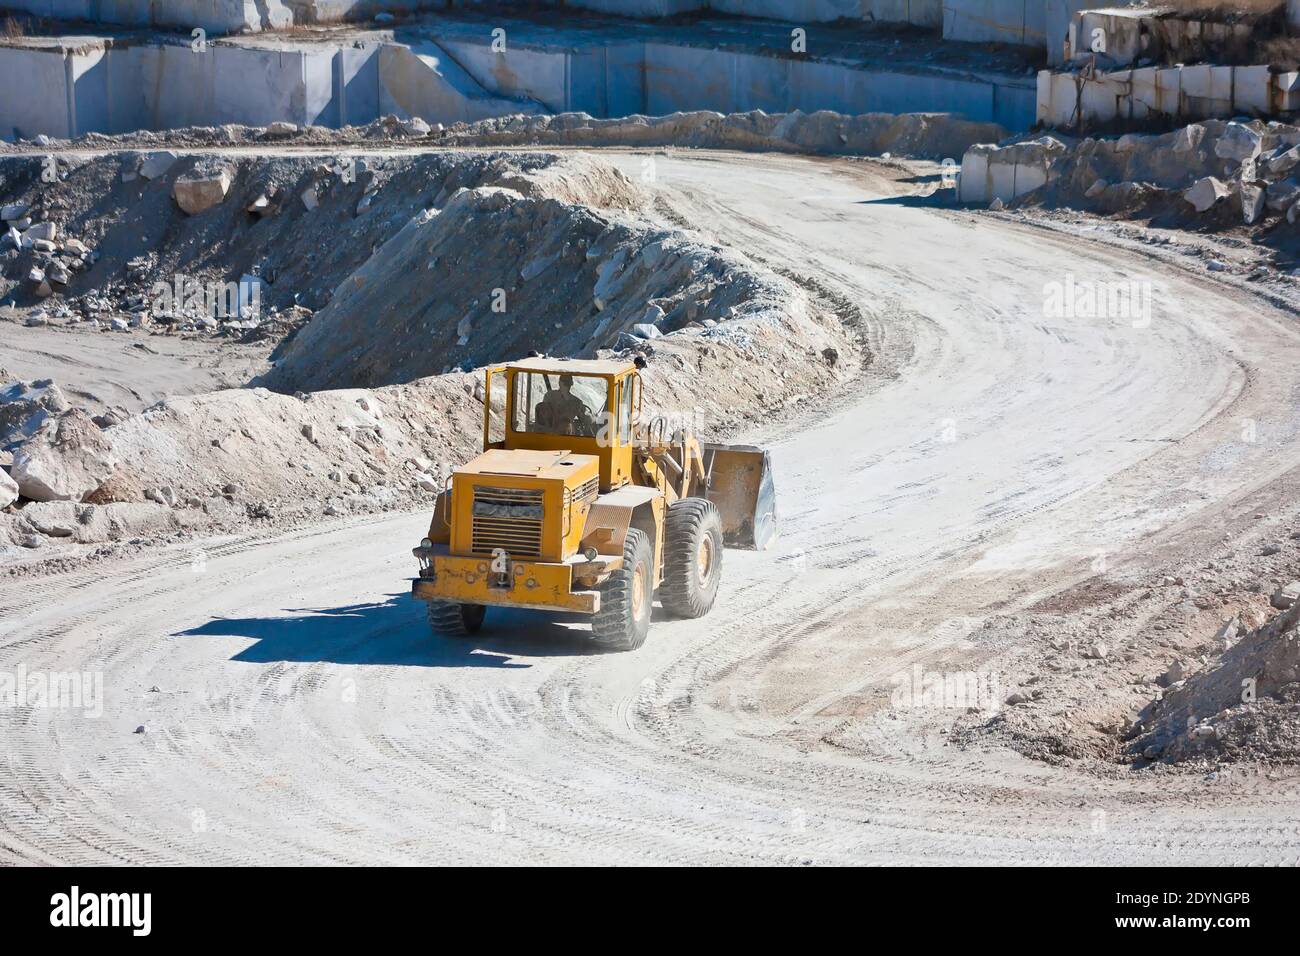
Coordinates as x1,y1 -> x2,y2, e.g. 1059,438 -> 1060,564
4,134 -> 1300,863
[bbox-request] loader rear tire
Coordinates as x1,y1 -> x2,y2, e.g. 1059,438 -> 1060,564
426,600 -> 486,638
661,497 -> 723,619
591,528 -> 652,652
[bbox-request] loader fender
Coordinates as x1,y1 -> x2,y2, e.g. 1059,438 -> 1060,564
425,489 -> 452,544
581,485 -> 665,585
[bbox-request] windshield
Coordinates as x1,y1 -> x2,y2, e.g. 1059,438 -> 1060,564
512,371 -> 609,438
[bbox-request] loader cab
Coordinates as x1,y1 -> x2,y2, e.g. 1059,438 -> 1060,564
482,357 -> 641,491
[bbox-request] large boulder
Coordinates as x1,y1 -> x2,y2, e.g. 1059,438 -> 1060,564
10,409 -> 116,502
1271,580 -> 1300,610
1266,179 -> 1300,212
1265,144 -> 1300,177
1242,181 -> 1267,225
0,468 -> 16,509
173,168 -> 232,215
957,136 -> 1065,204
4,500 -> 180,544
21,500 -> 78,536
1214,122 -> 1261,163
1171,123 -> 1205,154
0,378 -> 71,449
1184,176 -> 1232,212
139,151 -> 178,180
68,502 -> 179,543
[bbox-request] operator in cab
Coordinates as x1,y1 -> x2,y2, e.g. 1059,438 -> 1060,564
535,373 -> 597,436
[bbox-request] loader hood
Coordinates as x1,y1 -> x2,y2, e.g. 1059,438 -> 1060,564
449,448 -> 601,563
457,448 -> 597,479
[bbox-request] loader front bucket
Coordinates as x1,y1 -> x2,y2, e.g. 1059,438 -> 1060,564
703,443 -> 777,550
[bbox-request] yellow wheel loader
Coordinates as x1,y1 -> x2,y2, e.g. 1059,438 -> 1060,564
410,356 -> 776,651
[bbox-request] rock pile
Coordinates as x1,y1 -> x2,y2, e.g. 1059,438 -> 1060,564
1130,598 -> 1300,764
0,378 -> 71,449
0,148 -> 643,341
0,373 -> 131,548
0,147 -> 858,564
259,172 -> 815,393
2,202 -> 99,301
10,407 -> 116,503
437,108 -> 1007,163
1005,117 -> 1300,228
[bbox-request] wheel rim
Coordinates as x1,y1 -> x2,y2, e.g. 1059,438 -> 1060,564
696,535 -> 714,586
631,564 -> 647,617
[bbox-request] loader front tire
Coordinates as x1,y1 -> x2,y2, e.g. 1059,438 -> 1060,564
661,497 -> 723,619
591,528 -> 652,651
426,600 -> 486,638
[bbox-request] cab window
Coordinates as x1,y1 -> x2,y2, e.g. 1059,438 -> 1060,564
619,378 -> 634,443
485,368 -> 508,447
512,371 -> 609,438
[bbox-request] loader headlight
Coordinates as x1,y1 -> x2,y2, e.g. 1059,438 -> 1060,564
415,539 -> 434,572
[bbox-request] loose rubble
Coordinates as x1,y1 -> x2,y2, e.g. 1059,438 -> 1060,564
0,146 -> 647,341
432,108 -> 1006,162
263,166 -> 835,393
1132,601 -> 1300,765
981,118 -> 1300,231
11,407 -> 116,502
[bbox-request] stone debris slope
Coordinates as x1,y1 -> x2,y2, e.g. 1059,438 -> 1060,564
1132,597 -> 1300,765
261,174 -> 821,393
1,148 -> 641,330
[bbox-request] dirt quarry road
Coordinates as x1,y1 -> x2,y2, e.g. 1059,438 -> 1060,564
5,151 -> 1300,865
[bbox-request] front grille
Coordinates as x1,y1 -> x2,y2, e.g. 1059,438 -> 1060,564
574,477 -> 599,506
471,486 -> 544,558
560,477 -> 599,538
